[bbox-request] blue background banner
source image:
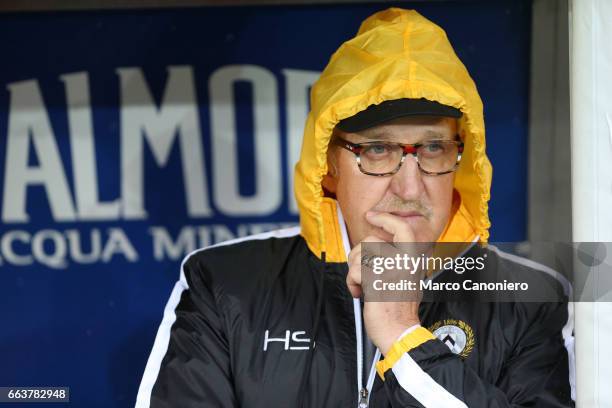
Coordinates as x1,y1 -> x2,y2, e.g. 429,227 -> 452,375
0,1 -> 531,406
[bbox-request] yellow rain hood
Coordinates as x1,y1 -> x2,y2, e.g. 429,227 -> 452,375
294,8 -> 492,263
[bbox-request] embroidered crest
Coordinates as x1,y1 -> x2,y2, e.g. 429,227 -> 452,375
428,319 -> 475,359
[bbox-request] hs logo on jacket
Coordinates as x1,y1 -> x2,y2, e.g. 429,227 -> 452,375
263,330 -> 315,351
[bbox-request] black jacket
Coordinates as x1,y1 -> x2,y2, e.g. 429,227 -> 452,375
136,227 -> 574,407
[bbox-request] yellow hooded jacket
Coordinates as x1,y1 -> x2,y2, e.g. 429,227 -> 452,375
295,8 -> 492,263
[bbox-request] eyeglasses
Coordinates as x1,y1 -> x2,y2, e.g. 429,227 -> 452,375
331,135 -> 464,176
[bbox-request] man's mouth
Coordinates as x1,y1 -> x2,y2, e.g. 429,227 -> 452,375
389,210 -> 423,218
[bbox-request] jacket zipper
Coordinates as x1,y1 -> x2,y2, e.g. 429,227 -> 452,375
354,298 -> 380,408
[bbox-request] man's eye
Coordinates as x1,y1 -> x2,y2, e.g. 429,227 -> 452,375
364,144 -> 390,155
423,142 -> 444,153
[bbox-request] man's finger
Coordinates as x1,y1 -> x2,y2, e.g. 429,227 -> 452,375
362,235 -> 386,243
365,211 -> 416,243
346,277 -> 363,298
346,257 -> 362,298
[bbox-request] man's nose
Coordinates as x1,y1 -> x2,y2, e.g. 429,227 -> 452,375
389,154 -> 425,200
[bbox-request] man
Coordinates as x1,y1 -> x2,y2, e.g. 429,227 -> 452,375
136,8 -> 574,407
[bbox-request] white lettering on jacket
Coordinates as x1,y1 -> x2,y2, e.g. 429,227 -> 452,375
263,330 -> 313,351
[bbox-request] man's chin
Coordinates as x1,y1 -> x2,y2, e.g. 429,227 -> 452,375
370,229 -> 394,242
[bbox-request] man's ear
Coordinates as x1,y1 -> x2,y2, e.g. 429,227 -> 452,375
322,172 -> 337,194
323,132 -> 340,194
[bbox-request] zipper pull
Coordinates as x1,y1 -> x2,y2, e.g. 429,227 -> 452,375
358,387 -> 369,408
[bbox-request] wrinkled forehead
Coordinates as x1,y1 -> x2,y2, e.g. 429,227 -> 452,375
338,116 -> 458,142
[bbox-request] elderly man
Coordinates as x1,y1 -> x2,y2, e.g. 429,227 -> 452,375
137,8 -> 574,407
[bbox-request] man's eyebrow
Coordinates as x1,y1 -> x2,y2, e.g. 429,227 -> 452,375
360,130 -> 394,140
423,130 -> 451,140
358,129 -> 453,141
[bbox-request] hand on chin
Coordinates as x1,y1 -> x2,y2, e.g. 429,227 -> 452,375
350,211 -> 423,355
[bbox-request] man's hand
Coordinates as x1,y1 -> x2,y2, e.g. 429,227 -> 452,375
346,211 -> 422,355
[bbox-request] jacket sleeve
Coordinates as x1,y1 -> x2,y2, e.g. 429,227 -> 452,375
376,302 -> 574,408
135,256 -> 237,408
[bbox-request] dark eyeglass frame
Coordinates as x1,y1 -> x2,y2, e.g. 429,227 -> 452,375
331,135 -> 464,176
